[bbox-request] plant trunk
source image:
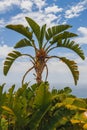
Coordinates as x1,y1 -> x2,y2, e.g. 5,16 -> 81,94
35,49 -> 47,83
35,60 -> 45,83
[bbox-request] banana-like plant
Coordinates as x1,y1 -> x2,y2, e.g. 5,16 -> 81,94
1,83 -> 35,130
0,84 -> 7,130
3,17 -> 85,85
2,83 -> 87,130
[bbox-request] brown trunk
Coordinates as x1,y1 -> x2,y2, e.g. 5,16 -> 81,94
35,49 -> 47,83
35,60 -> 45,83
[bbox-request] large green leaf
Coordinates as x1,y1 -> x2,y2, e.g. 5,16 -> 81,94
34,82 -> 51,109
39,24 -> 46,48
28,83 -> 51,130
6,24 -> 32,40
72,98 -> 87,108
46,25 -> 72,41
7,85 -> 15,108
57,39 -> 85,60
14,38 -> 32,48
51,31 -> 78,44
63,97 -> 75,105
25,17 -> 40,44
2,106 -> 15,116
0,84 -> 5,98
3,51 -> 22,75
42,106 -> 75,130
0,84 -> 6,109
60,57 -> 79,85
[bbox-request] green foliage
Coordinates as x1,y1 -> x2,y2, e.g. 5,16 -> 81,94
34,82 -> 51,109
3,51 -> 22,75
39,24 -> 46,48
60,57 -> 79,85
28,83 -> 51,130
57,39 -> 85,60
6,24 -> 32,40
14,38 -> 32,48
25,17 -> 40,45
51,31 -> 78,44
0,84 -> 6,130
0,83 -> 87,130
45,25 -> 72,41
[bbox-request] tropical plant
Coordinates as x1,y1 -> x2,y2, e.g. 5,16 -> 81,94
1,83 -> 87,130
1,83 -> 33,130
3,17 -> 85,85
0,84 -> 7,130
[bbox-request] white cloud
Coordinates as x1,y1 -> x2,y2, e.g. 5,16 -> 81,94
0,0 -> 86,28
78,27 -> 87,35
20,0 -> 33,12
75,27 -> 87,44
45,5 -> 63,14
78,57 -> 87,84
0,0 -> 46,13
0,19 -> 5,27
33,0 -> 46,10
65,0 -> 87,18
7,11 -> 59,27
0,45 -> 14,58
0,0 -> 19,13
42,13 -> 58,26
0,0 -> 62,28
8,13 -> 27,25
0,0 -> 35,13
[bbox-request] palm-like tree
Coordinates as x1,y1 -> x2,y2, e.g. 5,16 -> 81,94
3,17 -> 85,85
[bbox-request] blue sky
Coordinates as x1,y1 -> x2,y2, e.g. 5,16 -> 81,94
0,0 -> 87,97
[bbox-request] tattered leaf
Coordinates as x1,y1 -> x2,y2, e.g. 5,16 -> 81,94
72,98 -> 87,108
57,39 -> 85,60
34,82 -> 51,109
3,51 -> 22,75
39,24 -> 46,48
60,57 -> 79,85
46,25 -> 72,41
2,106 -> 15,115
14,38 -> 32,48
51,31 -> 78,44
29,83 -> 51,130
25,17 -> 40,43
6,24 -> 32,40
